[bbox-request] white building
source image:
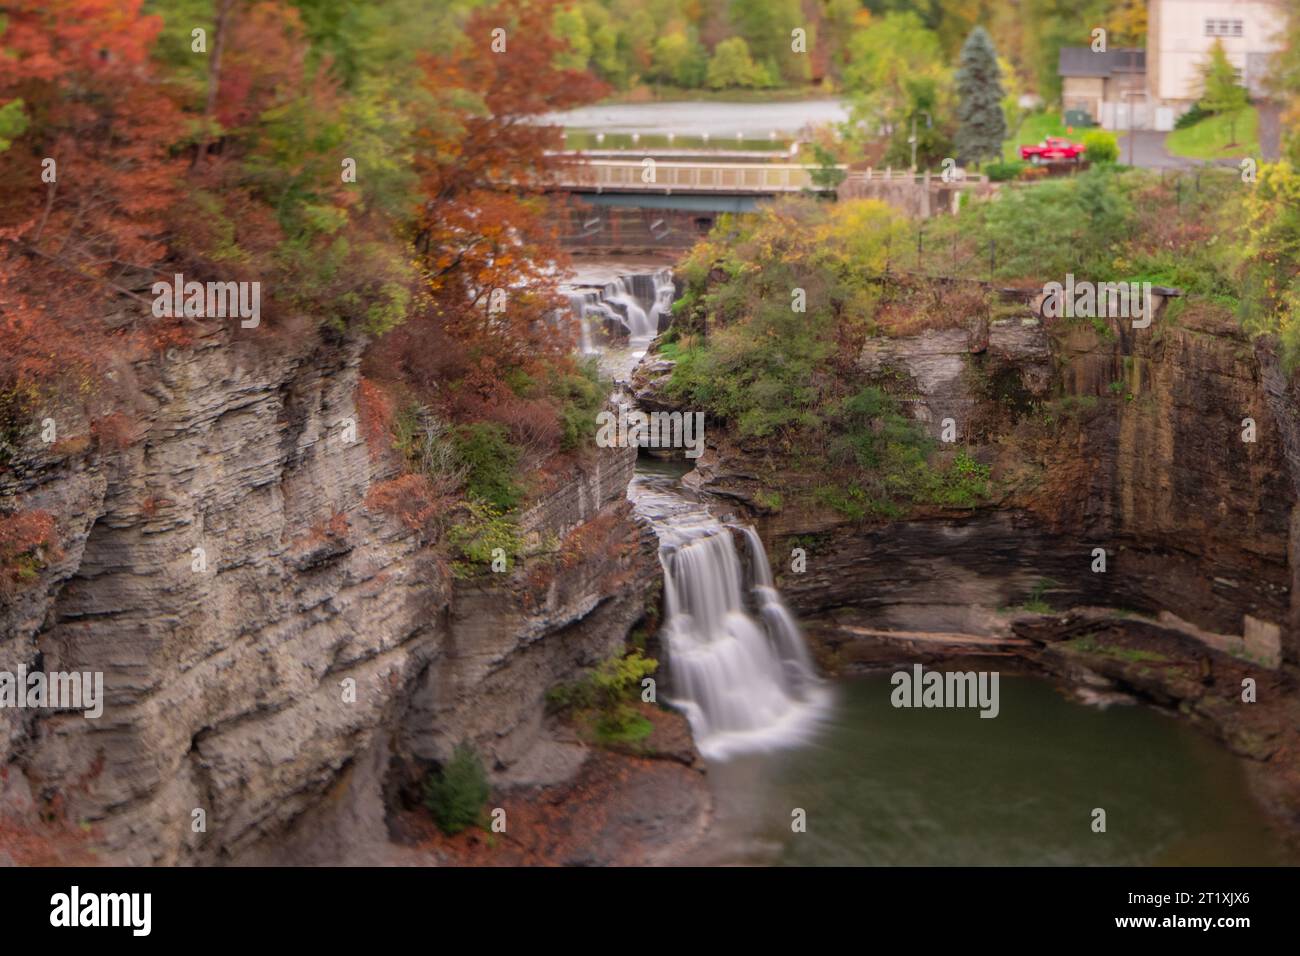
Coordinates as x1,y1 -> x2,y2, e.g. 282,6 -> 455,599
1147,0 -> 1287,126
1059,0 -> 1288,131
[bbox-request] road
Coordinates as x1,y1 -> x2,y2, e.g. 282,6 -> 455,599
1114,129 -> 1241,169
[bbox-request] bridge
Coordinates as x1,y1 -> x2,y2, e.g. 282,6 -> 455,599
548,154 -> 989,252
552,157 -> 836,203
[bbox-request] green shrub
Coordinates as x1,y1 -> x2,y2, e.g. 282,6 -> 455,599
446,500 -> 521,577
1021,577 -> 1059,613
453,422 -> 522,510
928,451 -> 991,508
551,358 -> 606,452
547,650 -> 659,746
422,742 -> 489,835
1082,130 -> 1120,164
1174,101 -> 1211,130
984,160 -> 1025,182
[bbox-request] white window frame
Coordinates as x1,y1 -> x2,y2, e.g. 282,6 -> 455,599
1205,19 -> 1244,38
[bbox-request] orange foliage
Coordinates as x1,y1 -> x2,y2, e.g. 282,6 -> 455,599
0,508 -> 61,592
357,377 -> 395,463
91,412 -> 135,452
370,0 -> 604,426
0,0 -> 187,410
365,473 -> 443,534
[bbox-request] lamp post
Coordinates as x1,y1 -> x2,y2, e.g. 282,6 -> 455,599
1122,89 -> 1146,166
1120,48 -> 1145,167
909,110 -> 933,172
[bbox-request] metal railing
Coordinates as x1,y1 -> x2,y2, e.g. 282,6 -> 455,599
552,159 -> 841,193
840,167 -> 988,186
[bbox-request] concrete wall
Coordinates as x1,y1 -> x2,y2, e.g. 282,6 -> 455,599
837,174 -> 988,219
558,197 -> 712,253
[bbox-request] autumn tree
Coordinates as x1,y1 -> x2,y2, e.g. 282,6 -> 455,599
366,0 -> 605,486
0,0 -> 187,423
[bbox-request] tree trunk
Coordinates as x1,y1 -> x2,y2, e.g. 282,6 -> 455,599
193,0 -> 236,169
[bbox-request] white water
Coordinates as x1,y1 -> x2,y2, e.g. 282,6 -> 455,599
569,260 -> 827,761
562,266 -> 676,362
632,471 -> 828,761
646,269 -> 675,335
604,276 -> 657,347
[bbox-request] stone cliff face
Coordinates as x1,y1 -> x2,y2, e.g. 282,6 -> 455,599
639,304 -> 1298,670
0,323 -> 649,865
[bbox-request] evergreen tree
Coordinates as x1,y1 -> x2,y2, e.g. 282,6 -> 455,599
954,26 -> 1007,166
1200,40 -> 1250,143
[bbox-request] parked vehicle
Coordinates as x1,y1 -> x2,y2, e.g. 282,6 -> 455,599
1019,136 -> 1085,163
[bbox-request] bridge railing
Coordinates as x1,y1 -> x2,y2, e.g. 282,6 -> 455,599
551,159 -> 841,193
841,167 -> 988,186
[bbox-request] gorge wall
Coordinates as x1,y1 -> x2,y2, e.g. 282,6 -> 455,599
0,322 -> 650,865
640,303 -> 1299,669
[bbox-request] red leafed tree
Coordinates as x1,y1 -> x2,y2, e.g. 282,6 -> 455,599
372,0 -> 603,419
0,0 -> 187,409
0,509 -> 60,594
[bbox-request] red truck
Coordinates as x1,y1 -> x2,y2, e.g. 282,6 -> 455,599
1019,136 -> 1085,164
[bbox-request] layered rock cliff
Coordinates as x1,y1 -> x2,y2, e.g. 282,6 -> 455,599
638,301 -> 1298,667
635,295 -> 1300,835
0,322 -> 649,865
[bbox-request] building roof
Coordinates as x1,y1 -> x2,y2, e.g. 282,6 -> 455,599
1058,47 -> 1147,78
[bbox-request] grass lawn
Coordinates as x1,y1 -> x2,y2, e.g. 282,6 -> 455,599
1002,112 -> 1073,161
1165,107 -> 1259,159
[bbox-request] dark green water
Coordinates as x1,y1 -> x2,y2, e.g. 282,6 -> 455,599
684,675 -> 1294,866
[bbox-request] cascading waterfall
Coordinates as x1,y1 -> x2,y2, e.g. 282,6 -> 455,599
638,480 -> 828,761
604,276 -> 657,345
569,261 -> 826,761
562,268 -> 677,360
646,269 -> 676,333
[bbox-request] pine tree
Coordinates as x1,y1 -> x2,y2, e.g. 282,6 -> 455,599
954,27 -> 1007,166
1200,40 -> 1250,143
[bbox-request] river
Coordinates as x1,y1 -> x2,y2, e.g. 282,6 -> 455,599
540,98 -> 850,152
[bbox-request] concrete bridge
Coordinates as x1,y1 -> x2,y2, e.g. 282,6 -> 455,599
548,153 -> 989,252
552,157 -> 835,206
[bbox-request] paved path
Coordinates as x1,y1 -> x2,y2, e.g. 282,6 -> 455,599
1115,130 -> 1207,169
1258,100 -> 1282,161
1119,115 -> 1271,170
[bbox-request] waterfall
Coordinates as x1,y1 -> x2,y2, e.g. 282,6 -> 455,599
605,276 -> 657,345
646,269 -> 676,334
568,260 -> 826,761
562,268 -> 672,361
641,483 -> 828,761
566,292 -> 600,355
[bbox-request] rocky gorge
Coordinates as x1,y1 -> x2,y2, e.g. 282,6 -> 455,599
0,315 -> 692,865
634,286 -> 1300,845
5,259 -> 1300,865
